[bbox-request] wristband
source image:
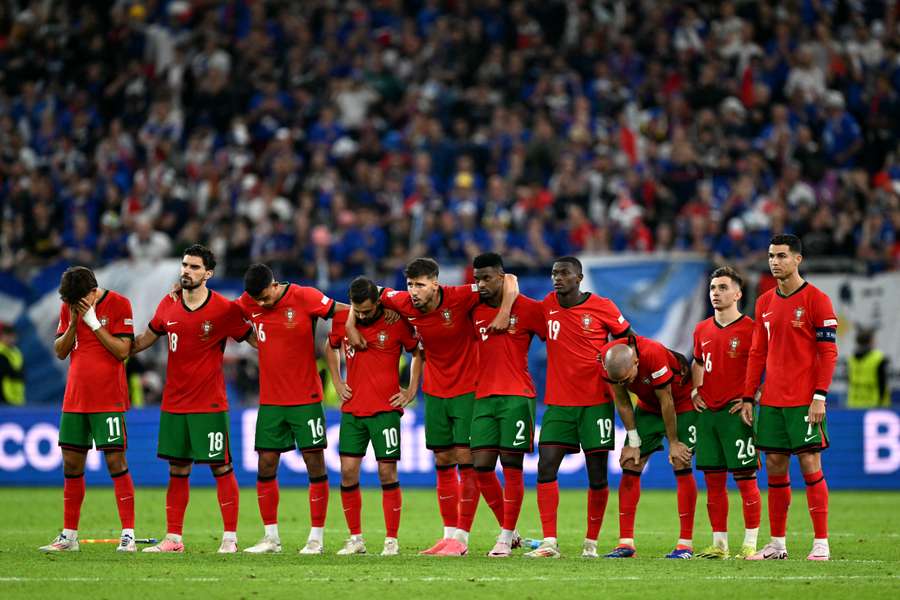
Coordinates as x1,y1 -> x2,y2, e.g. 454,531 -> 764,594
83,306 -> 102,332
741,397 -> 755,405
626,429 -> 641,448
812,392 -> 827,403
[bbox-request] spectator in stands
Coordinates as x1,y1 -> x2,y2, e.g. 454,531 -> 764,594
0,323 -> 24,406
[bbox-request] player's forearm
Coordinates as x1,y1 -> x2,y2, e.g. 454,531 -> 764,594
656,388 -> 679,443
813,337 -> 838,398
499,273 -> 519,315
93,328 -> 132,361
131,330 -> 159,355
408,349 -> 423,392
54,326 -> 77,360
612,385 -> 636,429
323,342 -> 343,384
742,331 -> 767,398
691,362 -> 704,390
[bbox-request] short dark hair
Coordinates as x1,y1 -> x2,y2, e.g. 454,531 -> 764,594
244,264 -> 274,298
349,277 -> 380,305
183,243 -> 217,270
770,234 -> 802,255
404,257 -> 439,279
710,266 -> 744,289
59,266 -> 98,305
554,256 -> 583,274
473,252 -> 504,271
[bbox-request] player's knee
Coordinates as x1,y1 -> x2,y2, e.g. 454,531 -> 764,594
765,453 -> 789,474
377,462 -> 398,485
434,449 -> 456,467
62,449 -> 87,475
797,451 -> 822,473
473,450 -> 497,470
499,453 -> 523,470
210,463 -> 233,477
103,450 -> 127,473
302,450 -> 326,478
341,473 -> 359,487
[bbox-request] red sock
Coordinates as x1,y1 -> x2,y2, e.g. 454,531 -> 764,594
111,470 -> 135,530
382,482 -> 402,538
704,471 -> 729,532
675,469 -> 697,541
215,469 -> 240,532
457,465 -> 479,532
256,477 -> 279,525
586,485 -> 609,540
435,465 -> 459,528
341,484 -> 362,535
618,470 -> 641,541
736,477 -> 762,530
475,468 -> 505,525
803,470 -> 828,538
767,474 -> 791,537
309,476 -> 329,528
63,474 -> 86,531
502,467 -> 524,531
536,480 -> 559,539
166,474 -> 190,536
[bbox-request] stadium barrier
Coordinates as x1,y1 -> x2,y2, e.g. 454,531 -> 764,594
1,407 -> 898,490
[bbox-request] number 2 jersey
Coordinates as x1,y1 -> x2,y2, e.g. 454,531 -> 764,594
56,290 -> 134,413
149,290 -> 252,414
692,315 -> 754,410
329,310 -> 419,416
743,281 -> 838,408
542,292 -> 630,406
235,284 -> 336,406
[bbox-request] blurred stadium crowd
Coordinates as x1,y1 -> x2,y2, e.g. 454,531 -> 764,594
1,0 -> 899,292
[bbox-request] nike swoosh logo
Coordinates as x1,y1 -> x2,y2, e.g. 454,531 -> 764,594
549,310 -> 559,315
701,341 -> 712,347
393,507 -> 401,512
408,317 -> 416,321
119,496 -> 132,502
600,438 -> 612,445
741,458 -> 755,465
475,320 -> 486,325
167,321 -> 178,326
107,437 -> 121,443
208,452 -> 223,458
589,516 -> 603,522
804,434 -> 818,442
513,440 -> 527,446
311,438 -> 324,445
439,495 -> 454,500
762,312 -> 774,318
252,312 -> 263,318
385,447 -> 398,455
311,497 -> 324,502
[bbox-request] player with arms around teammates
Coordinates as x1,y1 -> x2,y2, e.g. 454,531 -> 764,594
742,235 -> 838,561
40,267 -> 137,553
325,277 -> 423,556
236,264 -> 350,555
349,257 -> 518,556
132,245 -> 254,553
526,256 -> 632,559
691,267 -> 762,559
468,253 -> 546,557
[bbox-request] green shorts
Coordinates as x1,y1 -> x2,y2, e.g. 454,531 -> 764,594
339,411 -> 402,462
470,395 -> 536,453
158,410 -> 232,464
255,403 -> 328,453
58,412 -> 127,451
539,403 -> 616,453
695,407 -> 758,471
424,392 -> 475,451
634,406 -> 698,457
755,405 -> 830,454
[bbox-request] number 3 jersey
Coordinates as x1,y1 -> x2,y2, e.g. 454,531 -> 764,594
329,310 -> 419,416
56,290 -> 134,413
236,284 -> 336,407
692,315 -> 754,410
149,290 -> 252,413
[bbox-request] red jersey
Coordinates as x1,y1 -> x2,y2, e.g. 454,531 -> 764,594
149,290 -> 252,413
743,282 -> 838,407
599,335 -> 694,414
692,315 -> 754,410
329,310 -> 419,417
56,290 -> 134,413
472,295 -> 546,399
236,284 -> 335,406
381,285 -> 480,398
542,291 -> 630,406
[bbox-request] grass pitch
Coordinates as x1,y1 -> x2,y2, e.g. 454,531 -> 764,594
1,487 -> 898,599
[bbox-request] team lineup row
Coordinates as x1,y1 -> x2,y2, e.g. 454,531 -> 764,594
40,233 -> 837,561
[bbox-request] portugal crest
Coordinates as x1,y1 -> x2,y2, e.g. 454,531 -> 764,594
200,320 -> 213,340
377,330 -> 388,348
441,308 -> 453,327
285,307 -> 297,329
582,314 -> 593,330
508,314 -> 519,333
728,337 -> 740,358
791,306 -> 805,328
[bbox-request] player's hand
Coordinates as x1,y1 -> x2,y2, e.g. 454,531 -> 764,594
346,325 -> 367,350
389,387 -> 415,408
692,391 -> 706,412
668,440 -> 692,465
487,311 -> 510,332
808,398 -> 826,424
384,309 -> 400,325
168,281 -> 182,302
619,446 -> 640,470
335,380 -> 353,402
728,398 -> 743,415
740,402 -> 754,427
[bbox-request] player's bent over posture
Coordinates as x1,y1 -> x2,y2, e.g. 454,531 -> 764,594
325,277 -> 422,556
691,267 -> 762,559
742,235 -> 838,561
40,267 -> 137,553
468,253 -> 546,557
132,245 -> 254,553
